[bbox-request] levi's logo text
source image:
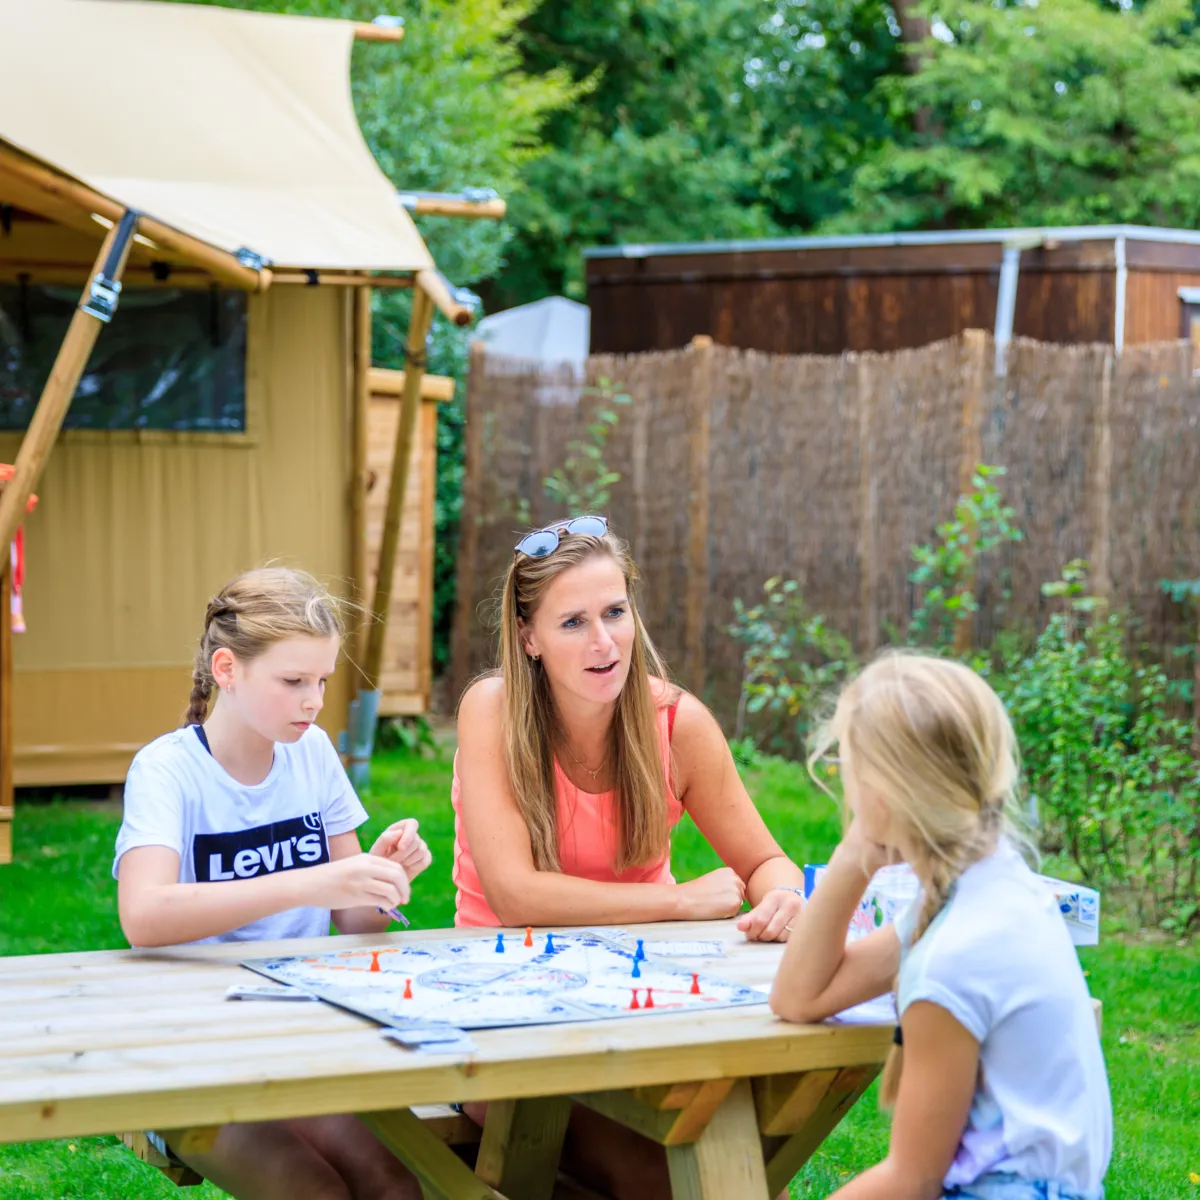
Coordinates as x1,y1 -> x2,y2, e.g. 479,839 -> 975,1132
193,813 -> 329,881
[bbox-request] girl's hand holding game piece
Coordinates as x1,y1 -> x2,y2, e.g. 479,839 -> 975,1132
305,852 -> 411,913
370,817 -> 433,882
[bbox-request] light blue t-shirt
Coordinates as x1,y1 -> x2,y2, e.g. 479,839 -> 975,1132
895,839 -> 1112,1193
113,724 -> 368,945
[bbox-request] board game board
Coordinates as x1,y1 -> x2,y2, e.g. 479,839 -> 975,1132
242,929 -> 767,1031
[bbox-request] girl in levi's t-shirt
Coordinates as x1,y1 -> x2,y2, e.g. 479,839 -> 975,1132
770,653 -> 1111,1200
453,516 -> 809,1198
114,567 -> 431,1200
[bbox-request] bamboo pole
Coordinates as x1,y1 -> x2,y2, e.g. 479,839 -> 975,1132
351,288 -> 373,669
0,147 -> 268,292
1089,350 -> 1114,603
857,356 -> 878,655
450,341 -> 487,700
362,286 -> 436,688
402,196 -> 507,221
0,214 -> 137,558
953,330 -> 988,658
353,22 -> 404,42
684,335 -> 714,696
415,269 -> 474,327
270,272 -> 414,289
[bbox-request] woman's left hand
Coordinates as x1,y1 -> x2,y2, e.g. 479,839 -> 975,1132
370,818 -> 433,882
736,887 -> 804,942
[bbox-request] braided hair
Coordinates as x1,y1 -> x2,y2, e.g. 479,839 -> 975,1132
183,567 -> 345,727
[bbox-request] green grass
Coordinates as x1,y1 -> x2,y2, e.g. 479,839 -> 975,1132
0,751 -> 1196,1199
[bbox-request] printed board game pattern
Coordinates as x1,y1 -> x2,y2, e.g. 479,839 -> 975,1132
243,930 -> 767,1030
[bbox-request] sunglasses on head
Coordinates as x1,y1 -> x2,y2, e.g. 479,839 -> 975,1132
514,515 -> 608,559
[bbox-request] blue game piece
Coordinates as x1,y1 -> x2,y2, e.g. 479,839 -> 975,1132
495,933 -> 505,953
634,939 -> 645,962
545,933 -> 555,954
631,958 -> 641,978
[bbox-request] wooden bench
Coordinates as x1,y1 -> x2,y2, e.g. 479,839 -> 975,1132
121,1105 -> 483,1189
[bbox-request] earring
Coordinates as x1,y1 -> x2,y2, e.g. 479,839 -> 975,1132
531,654 -> 540,663
226,685 -> 232,694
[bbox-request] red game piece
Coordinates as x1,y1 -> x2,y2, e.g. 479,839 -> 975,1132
403,978 -> 413,999
644,988 -> 654,1008
524,926 -> 534,947
629,989 -> 640,1010
369,951 -> 382,973
690,973 -> 700,995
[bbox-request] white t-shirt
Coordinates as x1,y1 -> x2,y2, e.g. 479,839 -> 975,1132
113,724 -> 369,945
895,839 -> 1111,1193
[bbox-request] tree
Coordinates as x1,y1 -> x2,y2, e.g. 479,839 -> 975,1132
827,0 -> 1200,232
494,0 -> 903,302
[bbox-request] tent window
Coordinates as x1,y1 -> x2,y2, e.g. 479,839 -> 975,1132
0,284 -> 246,432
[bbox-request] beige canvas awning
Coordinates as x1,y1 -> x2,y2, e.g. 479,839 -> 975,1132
0,0 -> 434,273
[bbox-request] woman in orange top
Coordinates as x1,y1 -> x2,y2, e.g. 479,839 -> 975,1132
454,517 -> 805,1198
454,515 -> 806,936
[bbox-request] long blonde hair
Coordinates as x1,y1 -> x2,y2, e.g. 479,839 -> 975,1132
183,567 -> 346,726
808,651 -> 1028,1109
496,525 -> 673,872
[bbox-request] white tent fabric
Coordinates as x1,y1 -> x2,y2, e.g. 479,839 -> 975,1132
0,0 -> 433,272
473,297 -> 590,367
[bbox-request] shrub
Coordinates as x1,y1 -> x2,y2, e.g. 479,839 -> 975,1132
728,578 -> 858,758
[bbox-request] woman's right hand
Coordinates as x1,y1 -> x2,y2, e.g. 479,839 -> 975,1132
674,867 -> 747,920
305,853 -> 412,912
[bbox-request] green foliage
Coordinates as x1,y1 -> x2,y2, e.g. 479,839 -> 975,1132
908,464 -> 1023,648
542,378 -> 632,516
375,715 -> 442,759
498,0 -> 902,301
831,0 -> 1200,233
993,565 -> 1199,931
728,577 -> 858,757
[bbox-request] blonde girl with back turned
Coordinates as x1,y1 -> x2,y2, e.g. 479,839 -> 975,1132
115,567 -> 431,1200
770,653 -> 1111,1200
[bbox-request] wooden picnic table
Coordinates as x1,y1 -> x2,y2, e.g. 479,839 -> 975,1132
0,919 -> 892,1199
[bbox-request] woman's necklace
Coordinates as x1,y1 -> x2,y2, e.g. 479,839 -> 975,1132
566,744 -> 607,783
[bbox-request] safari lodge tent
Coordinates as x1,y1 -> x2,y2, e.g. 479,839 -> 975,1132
0,0 -> 482,862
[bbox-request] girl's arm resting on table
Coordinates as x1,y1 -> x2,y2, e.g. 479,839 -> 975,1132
118,842 -> 412,948
770,836 -> 898,1022
457,681 -> 746,927
829,1001 -> 979,1200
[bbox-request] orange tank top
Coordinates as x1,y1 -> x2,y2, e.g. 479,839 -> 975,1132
452,700 -> 683,927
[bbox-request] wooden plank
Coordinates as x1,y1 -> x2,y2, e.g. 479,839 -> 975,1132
475,1096 -> 571,1200
352,286 -> 373,667
753,1068 -> 838,1137
417,400 -> 437,709
572,1079 -> 732,1146
412,1103 -> 483,1147
364,287 -> 435,688
683,335 -> 713,695
761,1066 -> 876,1197
664,1079 -> 769,1200
362,1108 -> 503,1200
369,368 -> 456,402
